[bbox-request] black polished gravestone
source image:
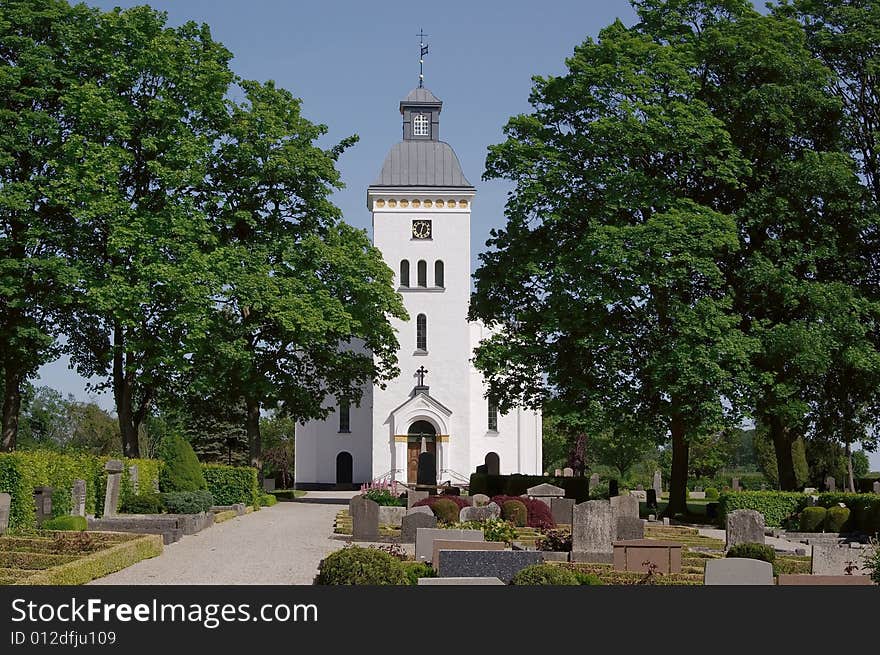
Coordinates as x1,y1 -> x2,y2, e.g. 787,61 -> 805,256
417,452 -> 436,487
609,479 -> 619,498
646,488 -> 658,510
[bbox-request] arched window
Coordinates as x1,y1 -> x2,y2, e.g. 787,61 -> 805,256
416,314 -> 427,351
417,260 -> 427,287
488,399 -> 498,431
399,260 -> 410,287
413,113 -> 429,136
338,401 -> 350,432
434,260 -> 444,288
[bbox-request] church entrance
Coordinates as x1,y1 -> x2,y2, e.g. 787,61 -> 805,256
407,420 -> 437,484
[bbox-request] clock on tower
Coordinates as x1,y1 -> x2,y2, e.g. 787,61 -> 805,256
411,219 -> 432,239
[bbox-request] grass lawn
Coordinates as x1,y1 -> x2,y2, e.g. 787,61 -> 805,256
0,531 -> 163,585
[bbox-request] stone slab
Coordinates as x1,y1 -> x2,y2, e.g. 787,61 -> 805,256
418,577 -> 505,585
471,493 -> 490,507
629,490 -> 647,502
104,459 -> 124,473
811,542 -> 869,576
378,505 -> 407,527
103,473 -> 121,518
71,479 -> 87,517
0,492 -> 10,535
415,528 -> 483,563
704,558 -> 773,585
572,500 -> 613,561
612,539 -> 681,574
433,540 -> 505,569
540,551 -> 570,562
777,574 -> 874,586
436,550 -> 542,583
400,511 -> 437,543
551,497 -> 575,525
615,516 -> 645,541
350,496 -> 379,540
459,503 -> 501,523
611,494 -> 639,520
725,509 -> 765,548
689,491 -> 706,500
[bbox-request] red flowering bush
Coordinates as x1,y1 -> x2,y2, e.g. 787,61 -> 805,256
491,495 -> 555,529
412,495 -> 471,511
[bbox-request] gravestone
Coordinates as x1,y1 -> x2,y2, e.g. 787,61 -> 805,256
417,452 -> 436,486
350,496 -> 379,540
262,478 -> 276,492
437,550 -> 542,583
71,479 -> 87,517
811,542 -> 868,576
415,527 -> 483,563
611,493 -> 639,520
652,470 -> 662,497
433,540 -> 505,569
459,502 -> 501,523
550,497 -> 575,525
572,500 -> 613,563
526,483 -> 565,508
874,481 -> 880,494
418,577 -> 505,585
475,464 -> 487,475
609,479 -> 619,497
484,452 -> 500,476
629,489 -> 647,502
33,486 -> 53,526
554,469 -> 563,477
646,489 -> 658,511
0,492 -> 10,535
636,484 -> 644,491
689,491 -> 706,500
704,558 -> 773,585
103,459 -> 124,518
128,464 -> 139,495
471,493 -> 490,507
615,516 -> 645,541
725,509 -> 765,548
407,490 -> 429,509
694,486 -> 703,492
378,506 -> 406,527
400,511 -> 436,543
590,472 -> 600,491
563,467 -> 574,478
732,477 -> 741,492
406,506 -> 434,516
825,476 -> 836,492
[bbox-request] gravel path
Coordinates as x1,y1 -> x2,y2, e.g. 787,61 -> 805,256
89,491 -> 355,585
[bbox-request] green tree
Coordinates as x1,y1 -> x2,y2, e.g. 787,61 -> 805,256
470,19 -> 753,516
0,0 -> 82,450
195,80 -> 407,470
17,386 -> 71,449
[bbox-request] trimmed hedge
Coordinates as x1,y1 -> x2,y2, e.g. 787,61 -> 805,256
259,493 -> 277,507
401,561 -> 435,585
161,490 -> 214,514
430,498 -> 461,524
25,534 -> 163,585
814,493 -> 880,535
726,542 -> 776,563
203,464 -> 259,508
470,473 -> 589,502
799,506 -> 827,532
314,546 -> 408,585
120,492 -> 162,515
159,434 -> 207,492
824,506 -> 850,533
718,491 -> 805,527
40,516 -> 87,531
511,563 -> 580,585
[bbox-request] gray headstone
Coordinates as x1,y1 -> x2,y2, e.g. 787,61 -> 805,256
590,473 -> 600,490
636,484 -> 644,491
484,452 -> 500,476
33,486 -> 53,526
415,527 -> 483,563
811,542 -> 868,576
572,500 -> 613,562
550,497 -> 575,525
0,492 -> 10,535
874,480 -> 880,494
406,505 -> 434,516
616,516 -> 645,541
350,496 -> 379,540
704,558 -> 774,585
71,479 -> 87,517
103,473 -> 121,518
689,491 -> 706,500
459,503 -> 500,523
437,550 -> 543,584
732,477 -> 741,492
611,493 -> 639,522
104,459 -> 124,474
554,469 -> 563,477
527,483 -> 564,508
824,476 -> 836,492
378,505 -> 407,527
725,509 -> 765,548
694,486 -> 703,493
629,489 -> 647,502
400,511 -> 436,543
418,577 -> 505,585
652,470 -> 662,496
471,493 -> 490,507
262,478 -> 276,492
562,467 -> 574,478
407,490 -> 429,509
128,464 -> 139,494
434,540 -> 505,568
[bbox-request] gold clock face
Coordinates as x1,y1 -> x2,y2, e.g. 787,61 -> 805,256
412,219 -> 432,239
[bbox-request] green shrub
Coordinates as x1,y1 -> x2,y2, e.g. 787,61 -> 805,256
468,473 -> 589,502
718,491 -> 805,527
815,493 -> 880,535
119,492 -> 162,514
119,458 -> 160,511
799,506 -> 827,532
511,563 -> 580,585
202,464 -> 259,507
705,487 -> 719,501
824,506 -> 850,533
863,540 -> 880,584
726,542 -> 776,564
573,571 -> 604,585
401,561 -> 435,585
259,493 -> 277,507
456,517 -> 519,544
314,546 -> 408,585
159,434 -> 206,493
160,490 -> 214,514
40,516 -> 87,531
501,499 -> 528,527
430,498 -> 461,524
362,489 -> 405,506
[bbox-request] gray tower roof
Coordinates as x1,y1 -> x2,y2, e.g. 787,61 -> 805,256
373,140 -> 472,187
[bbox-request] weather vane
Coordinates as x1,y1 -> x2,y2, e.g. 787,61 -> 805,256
417,28 -> 429,88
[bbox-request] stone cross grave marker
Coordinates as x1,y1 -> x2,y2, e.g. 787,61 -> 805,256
350,496 -> 379,540
572,499 -> 613,563
725,509 -> 765,548
71,479 -> 87,517
0,492 -> 11,535
103,459 -> 124,518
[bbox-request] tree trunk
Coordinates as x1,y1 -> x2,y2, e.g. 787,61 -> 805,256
1,368 -> 23,452
845,439 -> 855,493
665,411 -> 689,517
246,398 -> 262,475
112,323 -> 140,457
769,415 -> 797,490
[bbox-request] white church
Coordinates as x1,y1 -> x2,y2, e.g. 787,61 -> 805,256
294,85 -> 542,488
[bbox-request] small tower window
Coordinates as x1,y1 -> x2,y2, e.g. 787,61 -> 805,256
416,314 -> 427,351
488,399 -> 498,431
413,113 -> 429,136
417,260 -> 427,287
434,260 -> 444,288
339,401 -> 351,433
400,260 -> 410,287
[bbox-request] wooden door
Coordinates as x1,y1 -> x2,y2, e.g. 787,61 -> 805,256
407,442 -> 420,484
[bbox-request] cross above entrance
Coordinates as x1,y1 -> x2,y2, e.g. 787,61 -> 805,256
416,366 -> 429,386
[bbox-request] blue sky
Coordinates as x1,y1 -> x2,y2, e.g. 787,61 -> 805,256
36,0 -> 879,471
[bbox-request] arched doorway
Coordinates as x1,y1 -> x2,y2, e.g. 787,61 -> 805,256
485,452 -> 500,476
407,420 -> 437,485
336,451 -> 353,485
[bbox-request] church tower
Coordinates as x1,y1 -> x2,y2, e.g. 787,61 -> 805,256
368,86 -> 477,484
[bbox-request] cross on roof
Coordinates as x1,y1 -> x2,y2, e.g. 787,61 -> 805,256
417,28 -> 429,88
416,366 -> 429,386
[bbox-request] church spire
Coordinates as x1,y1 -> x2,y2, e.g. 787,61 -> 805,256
417,28 -> 429,88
